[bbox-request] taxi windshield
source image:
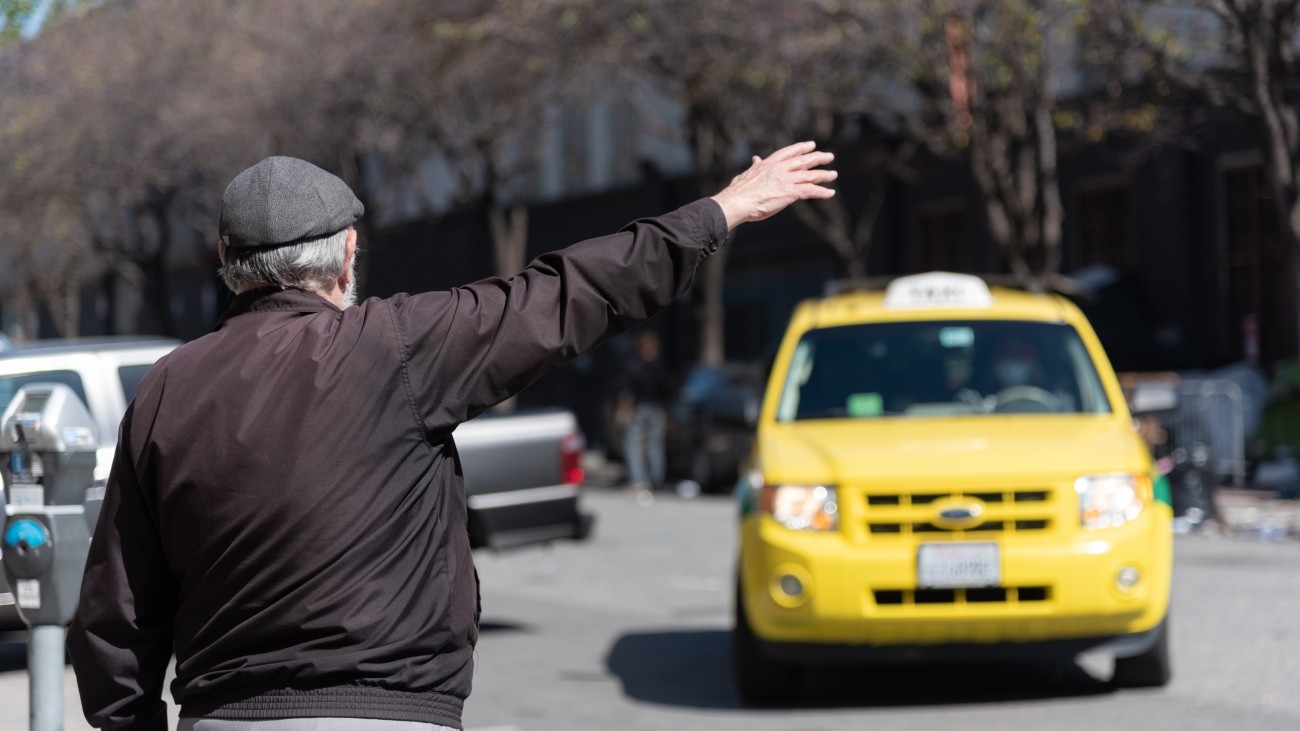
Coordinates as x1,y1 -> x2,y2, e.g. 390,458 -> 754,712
776,320 -> 1111,421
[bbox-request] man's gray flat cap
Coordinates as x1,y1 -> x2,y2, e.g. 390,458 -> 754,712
219,156 -> 364,248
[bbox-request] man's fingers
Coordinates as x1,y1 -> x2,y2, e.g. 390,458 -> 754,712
797,183 -> 837,200
768,140 -> 818,163
793,169 -> 838,184
785,150 -> 835,171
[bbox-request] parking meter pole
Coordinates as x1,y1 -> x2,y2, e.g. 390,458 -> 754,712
28,624 -> 64,731
1,384 -> 99,731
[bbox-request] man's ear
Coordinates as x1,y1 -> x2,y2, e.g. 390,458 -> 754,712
217,239 -> 227,266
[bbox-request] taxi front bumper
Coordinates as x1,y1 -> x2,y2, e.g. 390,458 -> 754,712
739,510 -> 1172,649
757,620 -> 1166,666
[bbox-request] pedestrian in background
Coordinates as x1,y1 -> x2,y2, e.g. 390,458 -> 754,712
618,330 -> 672,495
66,142 -> 835,730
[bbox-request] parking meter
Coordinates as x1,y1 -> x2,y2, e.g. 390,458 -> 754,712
1,383 -> 96,625
1,383 -> 97,731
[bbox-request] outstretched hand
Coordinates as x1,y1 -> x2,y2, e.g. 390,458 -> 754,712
710,141 -> 837,230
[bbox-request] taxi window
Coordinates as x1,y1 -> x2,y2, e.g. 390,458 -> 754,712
0,370 -> 89,415
776,320 -> 1111,421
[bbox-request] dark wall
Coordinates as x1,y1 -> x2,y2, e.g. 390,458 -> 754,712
362,132 -> 1290,448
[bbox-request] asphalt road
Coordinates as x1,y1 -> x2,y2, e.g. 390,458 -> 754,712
2,488 -> 1298,730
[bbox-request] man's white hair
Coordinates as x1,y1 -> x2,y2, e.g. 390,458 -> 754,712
220,228 -> 351,297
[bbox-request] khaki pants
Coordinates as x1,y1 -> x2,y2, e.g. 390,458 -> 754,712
178,720 -> 457,731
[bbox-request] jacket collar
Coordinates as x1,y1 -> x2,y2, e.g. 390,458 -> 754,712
216,287 -> 342,329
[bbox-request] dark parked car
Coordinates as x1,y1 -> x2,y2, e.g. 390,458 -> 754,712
666,363 -> 763,493
603,362 -> 763,494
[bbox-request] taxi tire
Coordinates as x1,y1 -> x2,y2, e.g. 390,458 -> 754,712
1111,617 -> 1171,688
733,589 -> 802,705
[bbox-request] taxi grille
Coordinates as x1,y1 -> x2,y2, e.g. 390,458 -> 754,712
862,489 -> 1054,538
873,586 -> 1052,606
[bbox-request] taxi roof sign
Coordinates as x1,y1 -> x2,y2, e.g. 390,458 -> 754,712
883,272 -> 993,310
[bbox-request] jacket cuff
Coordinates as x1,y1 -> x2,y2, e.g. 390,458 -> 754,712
686,198 -> 730,260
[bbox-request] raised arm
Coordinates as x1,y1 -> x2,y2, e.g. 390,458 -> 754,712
392,142 -> 835,433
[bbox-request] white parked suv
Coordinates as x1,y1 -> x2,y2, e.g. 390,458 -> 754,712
0,337 -> 180,630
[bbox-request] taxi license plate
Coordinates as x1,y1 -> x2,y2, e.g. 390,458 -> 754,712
917,542 -> 1000,588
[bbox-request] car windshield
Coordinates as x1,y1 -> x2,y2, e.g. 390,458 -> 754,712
776,320 -> 1111,421
0,370 -> 89,416
118,364 -> 154,405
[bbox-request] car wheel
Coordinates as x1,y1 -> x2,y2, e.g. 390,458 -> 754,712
733,585 -> 802,705
1112,616 -> 1171,688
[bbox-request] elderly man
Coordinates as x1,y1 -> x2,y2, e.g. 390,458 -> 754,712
67,142 -> 835,730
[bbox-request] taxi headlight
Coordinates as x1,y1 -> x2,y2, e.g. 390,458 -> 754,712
1075,473 -> 1150,530
760,484 -> 838,532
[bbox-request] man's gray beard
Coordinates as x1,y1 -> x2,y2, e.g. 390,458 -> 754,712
341,257 -> 358,308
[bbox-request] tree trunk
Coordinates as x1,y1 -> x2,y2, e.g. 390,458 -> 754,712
1239,8 -> 1300,360
488,204 -> 529,279
790,167 -> 888,280
688,111 -> 734,366
1262,172 -> 1300,361
696,249 -> 728,367
1293,226 -> 1300,360
487,203 -> 529,412
2,273 -> 40,343
944,10 -> 1062,288
791,198 -> 856,277
46,281 -> 80,339
139,198 -> 176,337
1035,98 -> 1064,282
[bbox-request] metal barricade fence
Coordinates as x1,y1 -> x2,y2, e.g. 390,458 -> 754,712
1170,379 -> 1247,489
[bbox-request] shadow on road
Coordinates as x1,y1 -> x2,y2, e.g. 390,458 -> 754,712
606,629 -> 1115,710
0,633 -> 27,673
478,618 -> 532,634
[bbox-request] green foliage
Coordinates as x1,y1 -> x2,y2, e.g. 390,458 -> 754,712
0,0 -> 38,42
1257,361 -> 1300,458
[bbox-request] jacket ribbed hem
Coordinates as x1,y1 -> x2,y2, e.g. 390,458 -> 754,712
179,685 -> 464,729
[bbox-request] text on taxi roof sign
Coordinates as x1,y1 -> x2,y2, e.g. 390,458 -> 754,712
883,272 -> 992,309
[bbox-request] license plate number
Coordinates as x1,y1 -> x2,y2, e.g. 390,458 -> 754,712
917,542 -> 1000,588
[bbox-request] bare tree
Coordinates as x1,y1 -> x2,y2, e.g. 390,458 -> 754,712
592,0 -> 798,366
0,0 -> 269,336
424,1 -> 587,281
1123,0 -> 1300,352
731,1 -> 916,280
880,1 -> 1073,287
0,0 -> 485,334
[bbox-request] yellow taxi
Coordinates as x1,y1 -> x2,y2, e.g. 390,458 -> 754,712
734,272 -> 1173,703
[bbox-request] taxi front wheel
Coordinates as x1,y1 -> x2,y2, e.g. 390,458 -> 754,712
1111,616 -> 1172,688
733,587 -> 802,705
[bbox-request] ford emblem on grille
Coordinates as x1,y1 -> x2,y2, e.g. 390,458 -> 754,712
932,499 -> 986,530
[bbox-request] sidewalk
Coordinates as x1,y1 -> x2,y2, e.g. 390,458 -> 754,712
1208,488 -> 1300,541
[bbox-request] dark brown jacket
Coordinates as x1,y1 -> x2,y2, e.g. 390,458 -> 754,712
67,199 -> 727,730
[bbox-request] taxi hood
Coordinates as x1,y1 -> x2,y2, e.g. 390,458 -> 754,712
759,416 -> 1146,485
